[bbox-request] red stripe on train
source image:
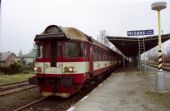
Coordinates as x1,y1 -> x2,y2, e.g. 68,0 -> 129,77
93,65 -> 116,76
35,58 -> 88,62
36,73 -> 87,84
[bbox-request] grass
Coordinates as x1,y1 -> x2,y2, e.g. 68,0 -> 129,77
0,73 -> 35,85
145,91 -> 170,108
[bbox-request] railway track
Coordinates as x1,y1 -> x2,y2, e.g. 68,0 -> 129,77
11,89 -> 93,111
146,62 -> 170,71
13,96 -> 78,111
12,72 -> 112,111
13,97 -> 48,111
0,81 -> 37,96
12,85 -> 99,111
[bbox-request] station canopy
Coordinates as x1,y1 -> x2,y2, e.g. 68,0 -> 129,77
107,33 -> 170,57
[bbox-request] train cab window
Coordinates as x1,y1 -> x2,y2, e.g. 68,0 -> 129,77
57,42 -> 62,57
43,43 -> 50,58
36,42 -> 50,58
36,42 -> 46,58
64,42 -> 84,57
37,45 -> 43,58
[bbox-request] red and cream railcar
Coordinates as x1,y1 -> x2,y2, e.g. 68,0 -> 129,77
30,25 -> 122,98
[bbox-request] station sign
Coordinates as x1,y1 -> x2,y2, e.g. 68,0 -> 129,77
127,29 -> 154,36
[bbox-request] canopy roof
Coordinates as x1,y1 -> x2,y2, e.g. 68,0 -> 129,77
107,33 -> 170,57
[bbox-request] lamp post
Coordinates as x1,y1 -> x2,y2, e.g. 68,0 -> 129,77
151,1 -> 167,92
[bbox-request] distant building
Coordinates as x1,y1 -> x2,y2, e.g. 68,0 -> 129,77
0,52 -> 16,66
16,49 -> 36,65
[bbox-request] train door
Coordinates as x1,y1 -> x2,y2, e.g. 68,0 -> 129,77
44,41 -> 63,74
56,42 -> 63,74
89,44 -> 93,74
50,41 -> 56,67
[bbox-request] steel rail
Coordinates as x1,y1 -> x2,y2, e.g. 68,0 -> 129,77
13,97 -> 48,111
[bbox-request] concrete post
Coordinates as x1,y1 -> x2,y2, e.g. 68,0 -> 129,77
156,10 -> 165,92
156,71 -> 165,91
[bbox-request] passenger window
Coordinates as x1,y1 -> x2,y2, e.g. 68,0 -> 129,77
64,42 -> 84,57
85,43 -> 89,58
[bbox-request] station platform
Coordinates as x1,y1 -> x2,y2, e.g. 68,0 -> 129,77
67,67 -> 170,111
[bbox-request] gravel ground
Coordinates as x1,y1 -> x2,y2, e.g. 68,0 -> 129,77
0,87 -> 42,111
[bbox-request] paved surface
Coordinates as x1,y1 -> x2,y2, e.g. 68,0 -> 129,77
67,67 -> 170,111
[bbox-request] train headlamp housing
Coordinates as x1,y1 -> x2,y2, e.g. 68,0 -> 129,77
34,67 -> 42,73
64,66 -> 74,73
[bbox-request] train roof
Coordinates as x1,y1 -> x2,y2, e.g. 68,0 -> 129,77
34,25 -> 123,57
35,25 -> 89,42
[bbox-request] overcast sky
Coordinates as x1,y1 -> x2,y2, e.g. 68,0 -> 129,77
0,0 -> 170,54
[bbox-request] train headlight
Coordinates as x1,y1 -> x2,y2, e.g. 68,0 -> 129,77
34,67 -> 42,73
68,67 -> 73,72
64,66 -> 74,73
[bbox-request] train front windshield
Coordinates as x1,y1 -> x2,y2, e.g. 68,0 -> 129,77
36,41 -> 84,58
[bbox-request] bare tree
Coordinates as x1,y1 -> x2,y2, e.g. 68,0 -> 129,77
97,30 -> 110,47
167,41 -> 170,55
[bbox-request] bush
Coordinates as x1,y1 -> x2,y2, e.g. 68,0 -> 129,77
0,71 -> 4,75
0,63 -> 21,74
19,62 -> 34,74
0,66 -> 10,74
10,63 -> 22,74
0,62 -> 35,74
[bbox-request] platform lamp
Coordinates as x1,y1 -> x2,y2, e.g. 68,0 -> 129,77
151,1 -> 167,92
